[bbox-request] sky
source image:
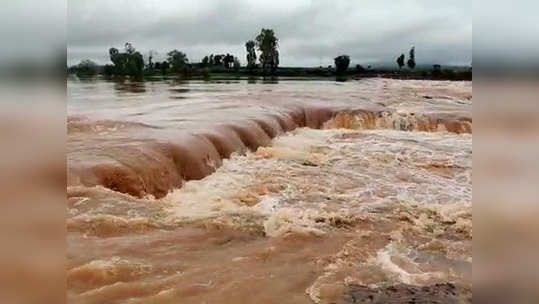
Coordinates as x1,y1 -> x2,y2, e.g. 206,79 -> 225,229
67,0 -> 472,67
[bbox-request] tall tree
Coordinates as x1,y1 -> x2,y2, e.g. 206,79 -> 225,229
407,47 -> 416,69
109,47 -> 119,59
213,54 -> 223,66
223,53 -> 234,69
147,50 -> 157,70
167,50 -> 188,73
103,64 -> 114,76
201,56 -> 210,67
334,55 -> 350,74
124,43 -> 136,55
255,28 -> 279,74
161,61 -> 170,74
109,47 -> 124,74
245,40 -> 257,70
108,43 -> 144,77
124,43 -> 144,77
233,57 -> 241,71
127,51 -> 144,78
397,54 -> 405,69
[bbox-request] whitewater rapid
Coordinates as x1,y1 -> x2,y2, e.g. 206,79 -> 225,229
67,78 -> 472,303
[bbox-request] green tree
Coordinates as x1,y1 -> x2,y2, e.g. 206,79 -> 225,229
161,61 -> 170,74
255,28 -> 279,74
334,55 -> 350,74
75,59 -> 97,77
108,43 -> 144,78
126,51 -> 144,78
109,47 -> 119,58
109,47 -> 125,74
201,56 -> 210,67
213,54 -> 223,66
103,64 -> 115,76
222,53 -> 232,69
146,50 -> 157,71
167,50 -> 188,73
356,64 -> 365,73
407,47 -> 416,69
124,43 -> 144,78
245,40 -> 257,70
397,54 -> 405,69
233,57 -> 241,71
124,43 -> 136,55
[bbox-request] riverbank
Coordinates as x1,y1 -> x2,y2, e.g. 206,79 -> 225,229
71,65 -> 472,81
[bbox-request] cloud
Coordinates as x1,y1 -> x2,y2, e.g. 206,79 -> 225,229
67,0 -> 472,66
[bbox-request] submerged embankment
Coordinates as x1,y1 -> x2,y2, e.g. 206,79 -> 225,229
67,78 -> 471,198
67,78 -> 472,303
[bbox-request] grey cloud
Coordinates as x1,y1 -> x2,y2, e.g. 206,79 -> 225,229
67,0 -> 471,66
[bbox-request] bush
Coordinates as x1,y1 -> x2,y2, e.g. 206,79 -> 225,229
74,60 -> 97,77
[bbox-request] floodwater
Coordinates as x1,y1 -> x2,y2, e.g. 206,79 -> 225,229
67,77 -> 472,303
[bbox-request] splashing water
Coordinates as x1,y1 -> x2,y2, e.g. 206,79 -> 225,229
67,78 -> 472,303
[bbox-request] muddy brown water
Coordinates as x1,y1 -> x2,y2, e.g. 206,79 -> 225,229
67,77 -> 472,303
68,77 -> 471,198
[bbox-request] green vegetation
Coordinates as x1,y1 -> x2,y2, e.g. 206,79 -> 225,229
407,47 -> 416,70
334,55 -> 351,81
334,55 -> 350,74
68,29 -> 471,81
255,28 -> 279,74
108,43 -> 145,78
200,53 -> 240,70
397,54 -> 405,70
167,50 -> 189,73
69,59 -> 98,77
245,40 -> 257,71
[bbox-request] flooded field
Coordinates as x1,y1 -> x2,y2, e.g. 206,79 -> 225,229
67,77 -> 472,303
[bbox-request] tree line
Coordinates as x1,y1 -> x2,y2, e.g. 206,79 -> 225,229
69,28 -> 469,80
69,28 -> 282,78
201,54 -> 240,70
106,44 -> 191,77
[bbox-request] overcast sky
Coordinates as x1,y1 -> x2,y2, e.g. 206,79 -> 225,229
67,0 -> 472,67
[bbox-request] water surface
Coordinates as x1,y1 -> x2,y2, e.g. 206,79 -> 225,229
67,77 -> 472,303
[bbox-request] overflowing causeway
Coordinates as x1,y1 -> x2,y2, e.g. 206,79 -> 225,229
67,78 -> 472,303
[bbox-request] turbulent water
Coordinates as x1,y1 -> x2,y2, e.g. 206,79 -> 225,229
67,77 -> 472,303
